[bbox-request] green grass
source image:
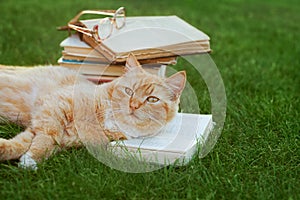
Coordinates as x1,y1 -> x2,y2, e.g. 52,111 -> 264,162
0,0 -> 299,199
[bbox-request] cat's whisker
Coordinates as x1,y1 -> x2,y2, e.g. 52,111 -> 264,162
139,111 -> 164,126
149,116 -> 164,126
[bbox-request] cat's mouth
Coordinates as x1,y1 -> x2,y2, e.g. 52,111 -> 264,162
129,112 -> 141,120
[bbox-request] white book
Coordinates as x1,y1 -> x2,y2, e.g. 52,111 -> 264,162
108,113 -> 214,166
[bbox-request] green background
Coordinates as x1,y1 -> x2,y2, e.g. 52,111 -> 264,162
0,0 -> 299,199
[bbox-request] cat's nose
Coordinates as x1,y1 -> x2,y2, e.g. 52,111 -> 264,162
130,100 -> 142,110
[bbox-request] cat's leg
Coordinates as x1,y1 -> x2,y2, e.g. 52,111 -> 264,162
75,120 -> 110,148
73,99 -> 110,147
18,112 -> 109,170
19,121 -> 110,170
19,133 -> 57,170
0,128 -> 35,160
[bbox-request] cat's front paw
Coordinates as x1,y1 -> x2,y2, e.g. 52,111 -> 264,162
0,138 -> 10,160
19,152 -> 38,170
105,131 -> 127,141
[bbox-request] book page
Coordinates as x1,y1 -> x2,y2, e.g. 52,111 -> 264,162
60,34 -> 91,48
81,16 -> 210,53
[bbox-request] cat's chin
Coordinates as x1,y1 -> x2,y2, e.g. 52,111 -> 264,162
119,121 -> 164,139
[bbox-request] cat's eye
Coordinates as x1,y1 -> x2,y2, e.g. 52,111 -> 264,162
146,96 -> 160,103
125,87 -> 134,96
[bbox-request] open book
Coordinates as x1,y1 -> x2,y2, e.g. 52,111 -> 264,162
59,34 -> 178,65
81,15 -> 211,62
108,113 -> 214,166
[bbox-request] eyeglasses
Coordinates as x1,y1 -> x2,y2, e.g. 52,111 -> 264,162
67,7 -> 126,42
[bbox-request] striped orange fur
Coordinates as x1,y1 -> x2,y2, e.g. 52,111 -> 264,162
0,54 -> 186,169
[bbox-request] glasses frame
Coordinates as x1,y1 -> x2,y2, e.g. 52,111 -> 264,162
67,7 -> 126,42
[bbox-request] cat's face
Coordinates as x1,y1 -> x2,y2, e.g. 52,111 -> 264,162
109,54 -> 186,138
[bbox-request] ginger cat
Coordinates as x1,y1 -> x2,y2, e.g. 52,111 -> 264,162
0,54 -> 186,170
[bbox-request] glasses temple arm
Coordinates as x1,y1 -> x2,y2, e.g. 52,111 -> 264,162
69,10 -> 117,24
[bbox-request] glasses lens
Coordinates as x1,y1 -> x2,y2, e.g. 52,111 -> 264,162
98,18 -> 113,40
115,8 -> 125,29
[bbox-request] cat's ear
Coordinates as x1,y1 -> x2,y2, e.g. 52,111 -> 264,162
125,53 -> 143,73
165,71 -> 186,100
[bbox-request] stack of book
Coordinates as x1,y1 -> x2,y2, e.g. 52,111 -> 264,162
58,15 -> 211,83
58,34 -> 177,83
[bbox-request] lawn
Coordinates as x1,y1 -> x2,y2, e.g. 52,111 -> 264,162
0,0 -> 299,199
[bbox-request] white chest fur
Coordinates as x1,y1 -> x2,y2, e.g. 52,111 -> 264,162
104,108 -> 119,131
